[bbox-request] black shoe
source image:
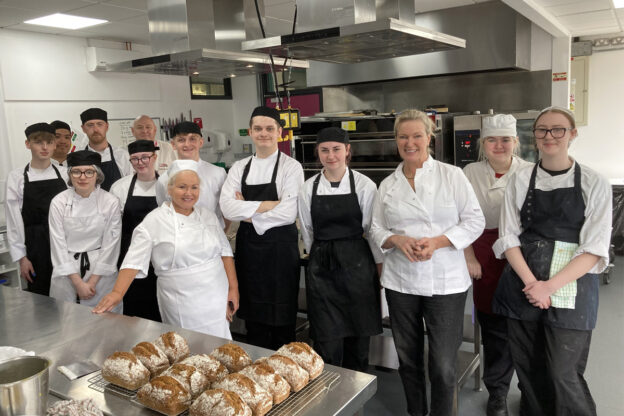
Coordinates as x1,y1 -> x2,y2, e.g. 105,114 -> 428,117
486,395 -> 509,416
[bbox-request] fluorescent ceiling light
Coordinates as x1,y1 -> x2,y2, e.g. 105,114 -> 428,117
24,13 -> 108,30
614,0 -> 624,8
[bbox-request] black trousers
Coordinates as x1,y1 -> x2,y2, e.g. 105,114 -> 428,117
477,310 -> 515,397
386,288 -> 467,416
245,321 -> 296,351
314,336 -> 370,372
507,319 -> 596,416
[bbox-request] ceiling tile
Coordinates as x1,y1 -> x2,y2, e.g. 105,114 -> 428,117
0,0 -> 95,13
414,0 -> 474,13
532,0 -> 579,6
557,9 -> 618,28
0,6 -> 45,27
64,3 -> 145,21
102,0 -> 147,11
570,26 -> 621,37
70,21 -> 150,43
545,0 -> 612,17
4,22 -> 67,35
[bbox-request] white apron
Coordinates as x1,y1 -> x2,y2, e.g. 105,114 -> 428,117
156,209 -> 231,339
49,202 -> 122,313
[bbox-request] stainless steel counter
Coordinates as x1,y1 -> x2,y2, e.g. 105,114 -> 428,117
0,286 -> 376,415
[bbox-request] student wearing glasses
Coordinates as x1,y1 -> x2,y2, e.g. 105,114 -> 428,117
48,150 -> 123,313
109,140 -> 161,321
492,107 -> 612,416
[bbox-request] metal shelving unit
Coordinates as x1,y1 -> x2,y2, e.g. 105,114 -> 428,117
0,226 -> 20,288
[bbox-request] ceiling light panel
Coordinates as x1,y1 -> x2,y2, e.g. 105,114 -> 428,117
24,13 -> 108,30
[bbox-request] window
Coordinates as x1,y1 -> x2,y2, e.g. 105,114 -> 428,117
189,76 -> 232,100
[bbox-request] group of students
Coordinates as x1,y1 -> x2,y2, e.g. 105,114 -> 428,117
5,104 -> 611,416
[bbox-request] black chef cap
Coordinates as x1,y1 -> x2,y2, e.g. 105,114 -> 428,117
24,123 -> 55,138
316,127 -> 349,145
128,139 -> 159,154
80,108 -> 108,124
250,106 -> 284,127
66,150 -> 102,167
172,121 -> 202,137
50,120 -> 71,132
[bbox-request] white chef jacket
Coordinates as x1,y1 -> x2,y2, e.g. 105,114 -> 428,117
120,203 -> 233,278
155,159 -> 226,224
86,144 -> 133,177
51,159 -> 66,167
109,175 -> 157,212
4,163 -> 68,261
220,150 -> 304,236
463,157 -> 533,229
48,187 -> 122,278
370,158 -> 485,296
493,159 -> 612,274
298,168 -> 382,263
153,140 -> 177,175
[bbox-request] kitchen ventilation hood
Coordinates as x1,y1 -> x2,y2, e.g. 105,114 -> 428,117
242,0 -> 466,64
106,0 -> 308,78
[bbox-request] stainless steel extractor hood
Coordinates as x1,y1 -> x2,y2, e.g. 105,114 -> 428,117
242,0 -> 466,64
106,0 -> 308,78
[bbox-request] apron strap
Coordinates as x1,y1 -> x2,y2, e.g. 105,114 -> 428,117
126,174 -> 138,206
311,173 -> 322,197
51,164 -> 64,181
23,164 -> 30,184
520,162 -> 540,230
241,151 -> 281,187
73,252 -> 91,278
347,168 -> 356,195
270,151 -> 281,184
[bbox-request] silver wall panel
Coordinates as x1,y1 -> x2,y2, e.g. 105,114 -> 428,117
296,0 -> 376,32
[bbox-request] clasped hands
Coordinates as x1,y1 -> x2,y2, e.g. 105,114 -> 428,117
523,279 -> 553,310
392,235 -> 438,262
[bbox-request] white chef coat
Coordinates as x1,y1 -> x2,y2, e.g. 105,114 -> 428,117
48,187 -> 122,311
463,157 -> 533,229
493,159 -> 612,274
4,163 -> 68,261
109,175 -> 157,212
298,168 -> 382,263
220,150 -> 304,235
370,158 -> 485,296
51,159 -> 66,167
153,140 -> 177,175
155,159 -> 227,225
121,203 -> 233,338
86,144 -> 133,177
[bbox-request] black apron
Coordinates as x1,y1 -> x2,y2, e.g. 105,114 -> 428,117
235,152 -> 300,326
21,164 -> 67,295
117,174 -> 161,321
85,144 -> 121,191
307,170 -> 381,341
492,162 -> 599,330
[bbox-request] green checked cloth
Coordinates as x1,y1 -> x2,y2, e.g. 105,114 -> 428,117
549,241 -> 579,309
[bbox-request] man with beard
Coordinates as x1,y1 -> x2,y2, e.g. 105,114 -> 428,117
130,115 -> 176,175
50,120 -> 72,166
80,107 -> 132,191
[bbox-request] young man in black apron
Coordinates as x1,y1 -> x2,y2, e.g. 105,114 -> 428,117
220,106 -> 304,350
109,140 -> 161,321
80,107 -> 132,191
5,123 -> 67,295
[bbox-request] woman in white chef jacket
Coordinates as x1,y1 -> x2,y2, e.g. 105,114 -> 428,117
370,109 -> 485,416
93,160 -> 238,339
462,114 -> 531,416
48,150 -> 122,313
492,107 -> 611,416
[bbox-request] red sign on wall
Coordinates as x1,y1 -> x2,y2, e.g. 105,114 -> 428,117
193,117 -> 203,128
552,72 -> 567,82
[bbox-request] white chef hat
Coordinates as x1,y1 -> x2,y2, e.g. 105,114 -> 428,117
167,159 -> 199,178
481,114 -> 517,138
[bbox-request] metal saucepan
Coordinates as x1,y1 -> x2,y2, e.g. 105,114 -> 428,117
0,356 -> 51,416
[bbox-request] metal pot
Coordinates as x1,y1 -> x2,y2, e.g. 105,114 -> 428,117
0,356 -> 51,416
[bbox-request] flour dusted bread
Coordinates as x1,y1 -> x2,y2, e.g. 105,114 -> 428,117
162,363 -> 210,399
257,355 -> 308,393
190,389 -> 252,416
239,362 -> 290,404
102,351 -> 150,391
154,332 -> 190,364
132,341 -> 169,377
212,373 -> 272,416
210,344 -> 252,373
275,342 -> 324,379
136,375 -> 191,416
180,354 -> 228,383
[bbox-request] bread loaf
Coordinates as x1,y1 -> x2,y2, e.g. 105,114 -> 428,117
210,344 -> 252,373
162,363 -> 210,399
212,373 -> 272,416
275,342 -> 324,379
257,355 -> 309,392
132,341 -> 169,377
154,332 -> 190,364
102,351 -> 150,391
239,362 -> 290,404
189,389 -> 252,416
136,375 -> 191,416
180,354 -> 228,383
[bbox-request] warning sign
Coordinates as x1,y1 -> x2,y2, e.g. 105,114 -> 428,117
552,72 -> 567,82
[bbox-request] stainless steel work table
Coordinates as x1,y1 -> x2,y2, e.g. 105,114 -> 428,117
0,286 -> 377,415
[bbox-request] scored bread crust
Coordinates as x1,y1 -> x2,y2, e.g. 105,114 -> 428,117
136,375 -> 191,416
239,363 -> 291,404
212,373 -> 272,416
180,354 -> 229,383
132,341 -> 170,377
154,332 -> 190,364
189,389 -> 252,416
257,355 -> 309,393
275,342 -> 324,379
102,351 -> 150,391
210,344 -> 252,373
162,363 -> 210,399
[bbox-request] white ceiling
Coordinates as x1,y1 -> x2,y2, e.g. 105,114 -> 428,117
0,0 -> 622,45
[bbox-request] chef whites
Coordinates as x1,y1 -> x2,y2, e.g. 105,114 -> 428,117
48,150 -> 123,312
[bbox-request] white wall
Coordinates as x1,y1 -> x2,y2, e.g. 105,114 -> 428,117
572,49 -> 624,180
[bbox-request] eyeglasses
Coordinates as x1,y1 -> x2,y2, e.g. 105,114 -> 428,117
533,128 -> 572,139
129,154 -> 154,164
70,169 -> 96,178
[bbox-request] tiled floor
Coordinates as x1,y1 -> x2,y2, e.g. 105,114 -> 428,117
363,256 -> 624,416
